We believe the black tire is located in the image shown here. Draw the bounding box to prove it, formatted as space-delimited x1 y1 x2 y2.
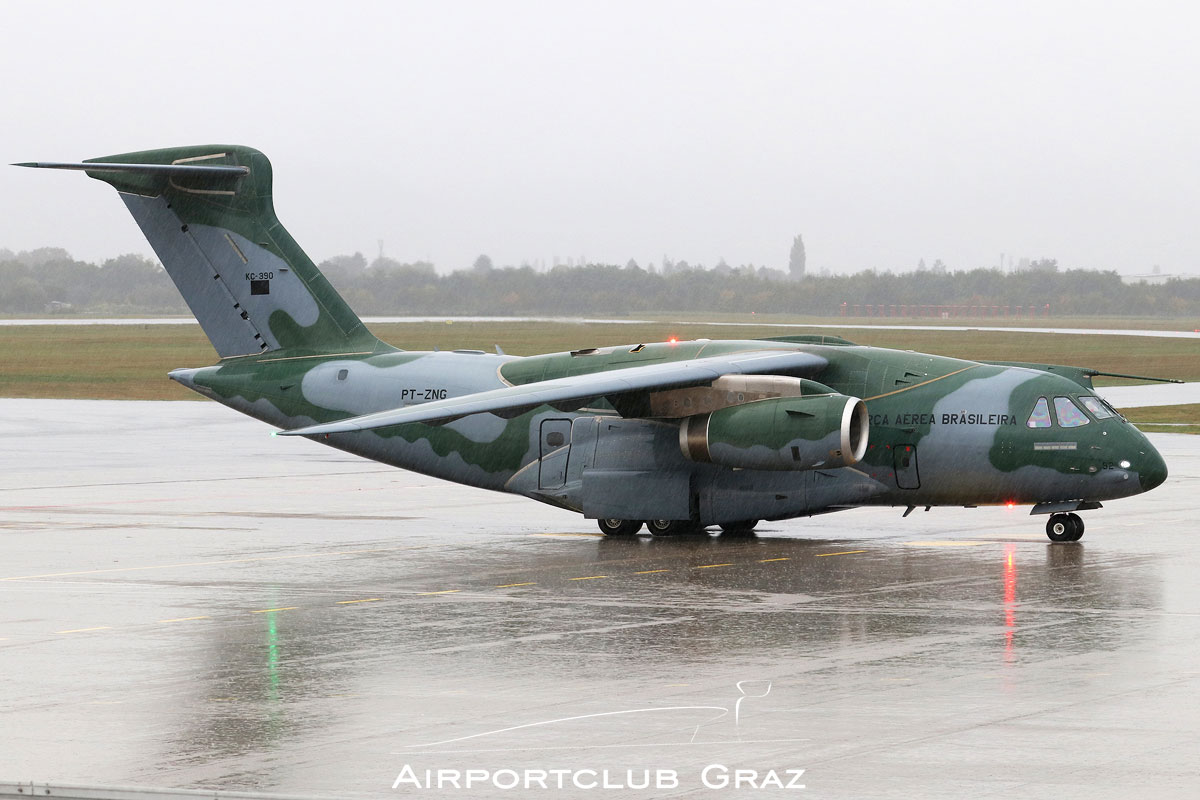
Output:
1067 512 1085 541
647 519 702 536
719 520 759 535
1046 513 1079 543
597 518 642 537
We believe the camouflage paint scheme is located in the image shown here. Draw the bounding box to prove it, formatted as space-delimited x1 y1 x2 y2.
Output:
25 146 1168 534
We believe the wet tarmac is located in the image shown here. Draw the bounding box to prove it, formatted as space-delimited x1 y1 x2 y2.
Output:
2 399 1199 798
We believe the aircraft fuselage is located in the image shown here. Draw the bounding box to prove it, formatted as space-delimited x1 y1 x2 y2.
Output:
170 337 1166 526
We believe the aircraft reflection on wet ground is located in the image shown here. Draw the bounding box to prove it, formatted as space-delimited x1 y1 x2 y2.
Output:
60 533 1154 798
2 400 1197 798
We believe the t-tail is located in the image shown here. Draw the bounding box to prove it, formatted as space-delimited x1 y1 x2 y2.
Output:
16 146 382 358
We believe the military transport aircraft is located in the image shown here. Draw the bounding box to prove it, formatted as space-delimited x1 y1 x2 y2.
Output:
18 146 1171 542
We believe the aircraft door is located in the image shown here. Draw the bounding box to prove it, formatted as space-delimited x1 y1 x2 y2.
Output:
894 443 920 489
538 418 573 490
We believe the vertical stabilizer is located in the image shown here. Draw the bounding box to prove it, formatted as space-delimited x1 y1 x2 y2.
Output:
23 146 380 358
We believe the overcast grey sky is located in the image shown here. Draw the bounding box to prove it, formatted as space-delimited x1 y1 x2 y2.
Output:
3 0 1198 275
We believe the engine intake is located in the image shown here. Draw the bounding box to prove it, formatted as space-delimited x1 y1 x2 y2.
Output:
680 394 868 471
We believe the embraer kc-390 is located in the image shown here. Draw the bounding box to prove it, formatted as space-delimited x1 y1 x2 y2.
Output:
18 146 1171 542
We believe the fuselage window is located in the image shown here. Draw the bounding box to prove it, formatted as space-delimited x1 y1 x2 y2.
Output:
1079 395 1115 420
1027 397 1052 428
1054 396 1090 427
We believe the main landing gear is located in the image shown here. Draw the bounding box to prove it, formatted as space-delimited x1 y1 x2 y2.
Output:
645 519 703 535
597 519 761 536
1045 512 1084 543
597 518 643 537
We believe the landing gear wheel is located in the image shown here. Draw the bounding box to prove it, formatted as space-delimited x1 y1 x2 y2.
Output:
1046 512 1084 542
719 520 759 535
647 519 702 536
597 518 643 537
1066 512 1084 541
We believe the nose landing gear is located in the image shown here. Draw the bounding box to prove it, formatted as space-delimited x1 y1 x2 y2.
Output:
1046 512 1084 542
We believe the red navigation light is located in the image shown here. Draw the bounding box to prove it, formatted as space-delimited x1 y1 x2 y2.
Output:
1006 501 1016 510
668 337 679 345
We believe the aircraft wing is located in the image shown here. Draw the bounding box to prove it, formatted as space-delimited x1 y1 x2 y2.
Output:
279 349 827 436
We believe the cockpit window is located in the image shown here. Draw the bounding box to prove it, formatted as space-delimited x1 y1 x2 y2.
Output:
1079 395 1115 420
1054 396 1090 427
1027 397 1052 428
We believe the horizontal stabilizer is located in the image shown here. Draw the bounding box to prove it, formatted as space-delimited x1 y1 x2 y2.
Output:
14 161 249 178
279 349 828 436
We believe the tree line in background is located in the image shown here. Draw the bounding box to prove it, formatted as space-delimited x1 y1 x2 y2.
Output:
3 246 1199 317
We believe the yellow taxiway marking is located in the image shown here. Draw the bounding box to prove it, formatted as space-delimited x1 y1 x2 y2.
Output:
905 541 985 547
418 590 461 596
496 582 536 588
568 575 608 581
57 626 112 634
159 616 210 623
815 550 867 557
760 557 791 563
530 533 604 538
0 545 419 582
696 563 733 569
336 598 381 605
979 534 1045 541
250 606 298 613
634 569 670 574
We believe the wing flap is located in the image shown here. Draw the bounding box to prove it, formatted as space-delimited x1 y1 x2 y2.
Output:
278 349 827 436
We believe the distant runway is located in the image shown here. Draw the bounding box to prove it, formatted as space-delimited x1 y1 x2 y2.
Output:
1098 381 1200 407
2 400 1198 798
2 316 1198 340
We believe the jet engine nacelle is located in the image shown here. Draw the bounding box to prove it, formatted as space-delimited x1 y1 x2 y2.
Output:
679 394 869 471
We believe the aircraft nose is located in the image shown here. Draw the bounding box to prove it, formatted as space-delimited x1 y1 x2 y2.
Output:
1138 443 1168 492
